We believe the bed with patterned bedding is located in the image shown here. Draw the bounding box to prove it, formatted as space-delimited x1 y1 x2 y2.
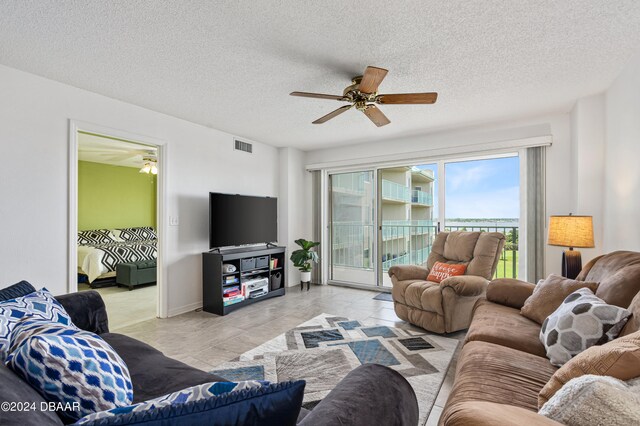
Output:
77 227 157 283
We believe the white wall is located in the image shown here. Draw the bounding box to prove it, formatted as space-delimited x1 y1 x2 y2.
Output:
0 65 279 316
569 94 606 261
305 113 574 277
603 52 640 252
278 147 312 286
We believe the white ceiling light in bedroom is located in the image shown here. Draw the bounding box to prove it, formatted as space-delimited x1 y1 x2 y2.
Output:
139 160 158 175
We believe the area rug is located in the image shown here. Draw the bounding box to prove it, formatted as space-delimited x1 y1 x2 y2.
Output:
210 313 458 425
373 292 394 301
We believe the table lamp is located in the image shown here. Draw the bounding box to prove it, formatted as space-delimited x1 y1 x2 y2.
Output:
547 214 594 279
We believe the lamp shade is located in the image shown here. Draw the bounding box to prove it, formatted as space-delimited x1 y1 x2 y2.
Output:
548 215 594 248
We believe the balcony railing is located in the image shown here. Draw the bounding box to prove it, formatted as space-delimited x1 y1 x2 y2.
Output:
381 180 411 203
411 189 432 205
331 173 367 194
443 225 519 279
331 222 519 279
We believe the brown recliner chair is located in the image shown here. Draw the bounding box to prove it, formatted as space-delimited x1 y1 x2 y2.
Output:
388 231 505 334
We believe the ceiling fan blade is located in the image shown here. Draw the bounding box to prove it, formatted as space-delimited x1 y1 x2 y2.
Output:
290 91 347 101
363 105 391 127
105 153 139 161
359 66 388 94
312 105 353 124
377 92 438 104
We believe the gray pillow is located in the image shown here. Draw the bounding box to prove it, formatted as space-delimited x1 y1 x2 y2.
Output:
540 287 631 366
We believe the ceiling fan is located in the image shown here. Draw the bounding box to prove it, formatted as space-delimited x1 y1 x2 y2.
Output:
290 66 438 127
80 147 157 163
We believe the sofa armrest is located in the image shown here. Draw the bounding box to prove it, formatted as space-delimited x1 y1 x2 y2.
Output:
298 364 418 426
55 290 109 334
440 275 488 297
444 401 562 426
388 265 429 281
486 278 536 309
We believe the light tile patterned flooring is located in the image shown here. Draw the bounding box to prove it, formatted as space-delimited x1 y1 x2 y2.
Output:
109 284 464 425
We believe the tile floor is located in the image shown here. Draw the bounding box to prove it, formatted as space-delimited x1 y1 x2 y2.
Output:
110 284 464 425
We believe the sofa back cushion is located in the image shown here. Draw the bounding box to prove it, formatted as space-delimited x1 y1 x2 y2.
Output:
577 251 640 308
521 274 598 325
427 231 505 280
538 330 640 408
0 280 36 302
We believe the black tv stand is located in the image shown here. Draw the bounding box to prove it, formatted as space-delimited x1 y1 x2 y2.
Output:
266 242 278 248
202 246 286 316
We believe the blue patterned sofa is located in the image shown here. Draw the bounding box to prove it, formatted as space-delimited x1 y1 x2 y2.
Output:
0 285 419 425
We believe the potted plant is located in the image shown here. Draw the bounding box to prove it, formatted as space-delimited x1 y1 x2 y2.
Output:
290 238 320 284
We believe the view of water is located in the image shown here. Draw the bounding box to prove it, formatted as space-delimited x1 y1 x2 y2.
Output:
444 219 519 228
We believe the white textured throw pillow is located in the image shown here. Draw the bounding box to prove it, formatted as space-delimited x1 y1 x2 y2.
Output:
540 288 631 366
539 375 640 425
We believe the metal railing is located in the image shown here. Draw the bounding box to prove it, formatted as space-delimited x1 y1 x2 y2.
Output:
381 180 411 203
331 173 367 194
444 225 519 279
331 222 519 279
411 189 433 205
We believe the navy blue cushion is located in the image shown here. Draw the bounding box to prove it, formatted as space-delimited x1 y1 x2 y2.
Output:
75 380 305 426
0 280 36 302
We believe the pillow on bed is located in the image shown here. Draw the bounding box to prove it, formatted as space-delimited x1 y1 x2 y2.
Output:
113 227 157 241
78 229 121 245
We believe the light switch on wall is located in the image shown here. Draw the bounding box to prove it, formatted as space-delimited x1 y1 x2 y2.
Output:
169 216 179 226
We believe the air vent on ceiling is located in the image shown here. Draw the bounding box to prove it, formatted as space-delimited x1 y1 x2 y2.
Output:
234 139 252 153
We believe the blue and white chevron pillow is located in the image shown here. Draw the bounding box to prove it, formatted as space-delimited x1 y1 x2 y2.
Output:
7 324 133 422
0 288 77 362
74 380 269 424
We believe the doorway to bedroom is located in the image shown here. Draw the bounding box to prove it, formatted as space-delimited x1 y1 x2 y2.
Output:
74 131 160 330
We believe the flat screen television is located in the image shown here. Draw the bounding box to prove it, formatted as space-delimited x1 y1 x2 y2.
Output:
209 192 277 248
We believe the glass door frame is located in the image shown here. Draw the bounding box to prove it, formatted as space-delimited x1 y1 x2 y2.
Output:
326 167 380 289
320 151 524 289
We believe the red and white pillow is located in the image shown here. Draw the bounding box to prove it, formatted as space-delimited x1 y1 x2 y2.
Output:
427 261 467 283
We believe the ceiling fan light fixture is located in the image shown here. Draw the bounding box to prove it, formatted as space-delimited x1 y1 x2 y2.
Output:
140 161 156 174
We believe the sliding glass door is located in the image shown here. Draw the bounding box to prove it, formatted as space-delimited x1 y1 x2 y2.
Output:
379 165 438 287
327 155 521 288
329 171 375 285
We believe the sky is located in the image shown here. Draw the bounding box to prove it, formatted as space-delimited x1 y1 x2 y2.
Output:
418 156 520 219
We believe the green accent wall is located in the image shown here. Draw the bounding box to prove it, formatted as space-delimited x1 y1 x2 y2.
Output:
78 161 156 231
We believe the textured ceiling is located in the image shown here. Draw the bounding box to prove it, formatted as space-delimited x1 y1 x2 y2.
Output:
2 1 640 150
78 133 157 168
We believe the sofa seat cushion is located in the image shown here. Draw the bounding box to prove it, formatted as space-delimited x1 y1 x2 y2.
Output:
391 279 443 314
466 299 546 357
442 341 558 421
0 363 64 426
101 333 226 403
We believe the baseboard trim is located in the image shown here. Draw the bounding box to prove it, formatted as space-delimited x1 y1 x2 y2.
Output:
168 301 202 317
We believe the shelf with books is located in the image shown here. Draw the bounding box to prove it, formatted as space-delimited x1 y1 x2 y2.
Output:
202 245 286 316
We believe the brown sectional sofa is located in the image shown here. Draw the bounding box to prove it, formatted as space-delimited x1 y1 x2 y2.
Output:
440 250 640 425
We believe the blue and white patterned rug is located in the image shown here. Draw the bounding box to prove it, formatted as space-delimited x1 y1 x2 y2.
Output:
210 313 458 425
